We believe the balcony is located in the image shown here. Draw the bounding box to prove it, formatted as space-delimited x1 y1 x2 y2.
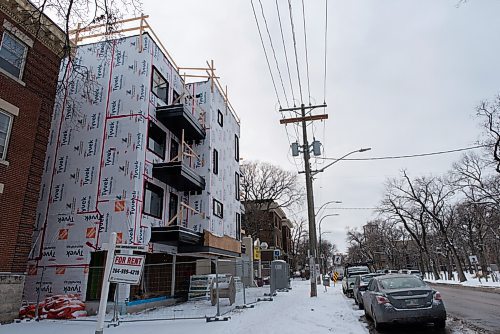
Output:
156 104 205 141
153 161 205 192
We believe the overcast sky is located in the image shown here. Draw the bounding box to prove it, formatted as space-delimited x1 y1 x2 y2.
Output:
142 0 500 252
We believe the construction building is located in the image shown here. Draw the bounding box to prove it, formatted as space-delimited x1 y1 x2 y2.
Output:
23 17 242 310
0 0 66 323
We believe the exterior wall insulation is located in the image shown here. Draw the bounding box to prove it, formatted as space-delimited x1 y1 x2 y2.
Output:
23 33 241 303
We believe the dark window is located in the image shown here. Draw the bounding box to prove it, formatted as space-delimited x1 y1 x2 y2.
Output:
213 199 223 218
234 135 239 161
143 182 164 219
172 90 180 104
151 67 168 104
0 110 13 160
0 31 27 79
236 213 241 241
168 192 178 225
217 109 223 127
170 138 179 161
235 172 240 201
147 121 166 159
213 149 218 175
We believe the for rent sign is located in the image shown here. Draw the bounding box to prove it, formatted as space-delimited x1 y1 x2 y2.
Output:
109 254 145 284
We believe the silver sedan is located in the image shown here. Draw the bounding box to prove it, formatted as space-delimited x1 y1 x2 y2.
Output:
362 274 446 330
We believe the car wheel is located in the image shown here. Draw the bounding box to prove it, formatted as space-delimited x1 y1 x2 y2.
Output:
434 319 446 329
372 307 384 330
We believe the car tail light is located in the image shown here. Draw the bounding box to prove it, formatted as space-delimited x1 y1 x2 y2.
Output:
376 295 390 305
434 292 442 301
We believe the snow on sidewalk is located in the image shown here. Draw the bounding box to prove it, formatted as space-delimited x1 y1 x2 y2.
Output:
0 280 368 334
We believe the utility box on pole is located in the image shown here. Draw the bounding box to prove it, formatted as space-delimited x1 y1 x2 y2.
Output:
270 260 289 295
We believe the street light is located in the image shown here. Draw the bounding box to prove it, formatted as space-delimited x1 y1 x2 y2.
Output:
314 200 342 217
318 214 339 274
312 147 372 177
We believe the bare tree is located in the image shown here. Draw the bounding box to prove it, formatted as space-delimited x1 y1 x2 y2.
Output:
241 161 304 242
477 95 500 173
241 161 304 209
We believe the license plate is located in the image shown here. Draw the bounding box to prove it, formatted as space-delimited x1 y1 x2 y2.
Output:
406 299 419 306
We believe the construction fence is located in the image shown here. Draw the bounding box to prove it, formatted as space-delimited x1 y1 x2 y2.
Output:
27 258 282 324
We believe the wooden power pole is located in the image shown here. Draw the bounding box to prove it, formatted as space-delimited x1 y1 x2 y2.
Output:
280 103 327 297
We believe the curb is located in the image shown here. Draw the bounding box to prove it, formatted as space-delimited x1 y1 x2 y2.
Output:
427 281 500 294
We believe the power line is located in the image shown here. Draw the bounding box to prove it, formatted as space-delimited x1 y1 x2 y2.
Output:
287 0 303 105
323 0 328 105
258 0 289 107
275 0 296 106
317 145 486 161
301 0 311 105
250 0 282 107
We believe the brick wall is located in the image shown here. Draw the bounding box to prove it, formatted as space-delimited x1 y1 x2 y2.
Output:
0 10 62 274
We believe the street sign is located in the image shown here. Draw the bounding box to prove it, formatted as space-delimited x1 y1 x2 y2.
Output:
334 255 342 265
469 255 478 264
333 271 339 282
253 246 261 260
109 254 145 285
273 249 281 259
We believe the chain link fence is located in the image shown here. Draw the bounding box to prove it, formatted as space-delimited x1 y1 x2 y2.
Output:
27 257 278 324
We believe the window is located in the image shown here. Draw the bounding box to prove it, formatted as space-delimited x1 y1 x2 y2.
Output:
143 182 164 219
168 192 178 225
213 199 223 218
147 121 166 159
172 90 180 105
234 135 239 161
217 109 223 127
213 149 218 175
169 138 179 161
236 213 241 241
0 31 28 79
0 110 13 160
151 67 168 104
235 172 240 201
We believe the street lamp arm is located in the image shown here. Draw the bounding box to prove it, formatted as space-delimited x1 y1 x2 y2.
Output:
312 148 371 177
314 200 342 217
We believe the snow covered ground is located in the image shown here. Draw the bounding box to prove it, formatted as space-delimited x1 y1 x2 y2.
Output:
0 280 369 334
425 271 500 289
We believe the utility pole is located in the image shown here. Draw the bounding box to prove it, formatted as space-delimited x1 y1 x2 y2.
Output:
280 103 327 297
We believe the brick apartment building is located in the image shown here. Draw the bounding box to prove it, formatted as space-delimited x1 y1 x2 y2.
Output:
242 200 293 264
0 0 66 323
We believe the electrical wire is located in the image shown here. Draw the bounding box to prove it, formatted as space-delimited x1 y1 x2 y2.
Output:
323 0 328 105
275 0 296 107
250 0 282 108
301 0 311 105
287 0 303 105
258 0 290 107
317 145 486 161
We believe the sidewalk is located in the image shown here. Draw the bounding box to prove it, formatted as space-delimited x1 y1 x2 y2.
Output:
0 280 368 334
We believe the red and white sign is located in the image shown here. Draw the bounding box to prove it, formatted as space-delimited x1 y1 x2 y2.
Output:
109 254 145 285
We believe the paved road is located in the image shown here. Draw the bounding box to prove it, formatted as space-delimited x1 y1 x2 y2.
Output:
430 284 500 333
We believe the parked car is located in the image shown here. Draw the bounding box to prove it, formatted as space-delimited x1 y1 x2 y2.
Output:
353 273 384 309
342 265 370 298
400 269 423 279
362 274 446 330
387 269 399 274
